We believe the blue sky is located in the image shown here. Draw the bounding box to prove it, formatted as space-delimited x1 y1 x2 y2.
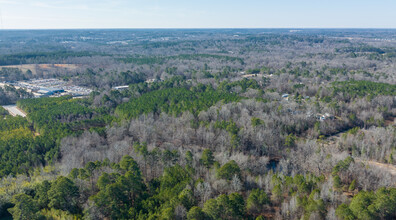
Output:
0 0 395 29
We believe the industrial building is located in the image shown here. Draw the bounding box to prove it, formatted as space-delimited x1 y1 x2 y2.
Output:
36 88 65 97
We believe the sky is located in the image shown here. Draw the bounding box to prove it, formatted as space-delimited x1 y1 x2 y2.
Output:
0 0 395 29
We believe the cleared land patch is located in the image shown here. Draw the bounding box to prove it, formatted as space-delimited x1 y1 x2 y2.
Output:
0 64 79 75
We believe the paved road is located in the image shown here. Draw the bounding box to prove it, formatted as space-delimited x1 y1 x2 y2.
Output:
2 105 27 117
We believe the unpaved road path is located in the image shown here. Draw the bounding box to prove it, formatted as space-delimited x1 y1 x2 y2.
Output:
325 129 396 176
355 159 396 176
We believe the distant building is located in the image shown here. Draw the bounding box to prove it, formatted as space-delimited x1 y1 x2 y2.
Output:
36 88 64 97
282 94 290 100
145 78 158 84
316 113 335 121
113 85 129 91
324 113 335 120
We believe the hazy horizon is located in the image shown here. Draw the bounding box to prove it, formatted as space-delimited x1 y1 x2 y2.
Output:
2 28 396 31
0 0 395 29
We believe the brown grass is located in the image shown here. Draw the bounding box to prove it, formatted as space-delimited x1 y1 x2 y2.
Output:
0 64 79 75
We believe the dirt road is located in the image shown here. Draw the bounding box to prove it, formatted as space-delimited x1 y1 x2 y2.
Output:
356 159 396 176
324 129 396 176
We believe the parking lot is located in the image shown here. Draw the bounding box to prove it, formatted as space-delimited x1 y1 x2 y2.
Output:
5 78 93 97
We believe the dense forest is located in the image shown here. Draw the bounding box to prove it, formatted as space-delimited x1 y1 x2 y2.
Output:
0 29 395 220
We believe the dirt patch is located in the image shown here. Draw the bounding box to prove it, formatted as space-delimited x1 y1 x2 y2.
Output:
384 116 395 126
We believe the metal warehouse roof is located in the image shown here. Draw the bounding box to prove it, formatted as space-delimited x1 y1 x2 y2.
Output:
37 88 65 94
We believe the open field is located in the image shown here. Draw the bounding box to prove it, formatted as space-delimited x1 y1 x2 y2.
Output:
0 64 80 75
